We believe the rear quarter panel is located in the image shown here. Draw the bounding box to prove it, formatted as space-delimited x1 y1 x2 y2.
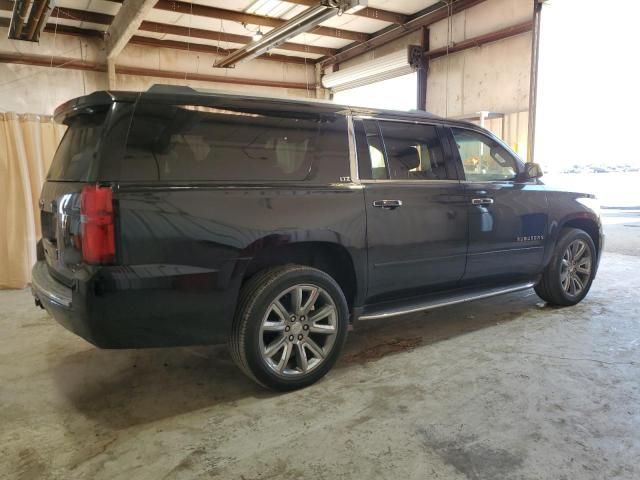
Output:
107 183 367 343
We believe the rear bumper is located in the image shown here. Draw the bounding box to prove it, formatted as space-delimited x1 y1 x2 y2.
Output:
32 261 72 308
31 261 239 348
31 261 98 344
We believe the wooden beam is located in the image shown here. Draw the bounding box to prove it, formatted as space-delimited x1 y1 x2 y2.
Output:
319 0 487 68
0 52 106 72
105 0 156 59
154 0 369 42
0 52 315 90
425 20 533 59
50 6 112 25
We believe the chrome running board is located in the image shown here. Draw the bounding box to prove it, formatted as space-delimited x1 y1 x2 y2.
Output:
358 281 536 321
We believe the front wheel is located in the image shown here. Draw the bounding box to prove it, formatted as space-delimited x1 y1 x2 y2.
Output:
535 227 597 306
229 264 349 391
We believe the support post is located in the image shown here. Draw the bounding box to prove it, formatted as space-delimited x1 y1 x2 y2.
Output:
527 0 543 163
105 0 155 91
315 63 329 100
417 27 429 111
107 57 116 89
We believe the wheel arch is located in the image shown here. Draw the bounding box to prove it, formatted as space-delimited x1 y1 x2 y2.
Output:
542 212 603 276
558 215 601 255
240 237 362 316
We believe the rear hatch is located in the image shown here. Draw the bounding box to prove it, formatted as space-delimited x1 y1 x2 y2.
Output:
40 93 134 285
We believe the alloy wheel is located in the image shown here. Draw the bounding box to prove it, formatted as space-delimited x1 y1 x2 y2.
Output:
560 239 592 297
259 284 338 376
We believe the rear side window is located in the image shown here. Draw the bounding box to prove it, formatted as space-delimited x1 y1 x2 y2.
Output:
379 120 453 180
48 110 107 181
356 119 455 180
122 104 349 182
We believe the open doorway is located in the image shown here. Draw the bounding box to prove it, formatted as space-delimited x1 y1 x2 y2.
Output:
535 1 640 209
332 72 417 111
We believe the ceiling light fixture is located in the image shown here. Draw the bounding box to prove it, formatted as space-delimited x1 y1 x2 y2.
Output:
215 0 367 68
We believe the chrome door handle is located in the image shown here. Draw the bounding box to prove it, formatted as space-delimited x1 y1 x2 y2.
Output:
471 198 494 205
372 199 403 209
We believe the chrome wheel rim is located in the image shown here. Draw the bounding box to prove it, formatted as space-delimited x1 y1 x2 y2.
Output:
259 284 338 377
560 239 592 297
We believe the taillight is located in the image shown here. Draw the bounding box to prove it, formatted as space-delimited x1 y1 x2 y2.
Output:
80 185 115 264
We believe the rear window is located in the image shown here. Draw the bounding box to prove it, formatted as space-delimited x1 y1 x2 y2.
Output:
48 110 107 181
122 103 349 182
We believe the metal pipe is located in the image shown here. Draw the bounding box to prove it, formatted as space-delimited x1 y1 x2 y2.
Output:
24 0 48 40
215 4 337 68
13 0 32 39
31 0 52 41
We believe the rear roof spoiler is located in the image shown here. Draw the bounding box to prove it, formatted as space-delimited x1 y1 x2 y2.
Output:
53 91 139 124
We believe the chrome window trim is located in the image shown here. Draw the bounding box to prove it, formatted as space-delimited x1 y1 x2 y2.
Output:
346 114 360 184
460 180 516 185
354 115 443 127
353 115 459 183
359 179 461 185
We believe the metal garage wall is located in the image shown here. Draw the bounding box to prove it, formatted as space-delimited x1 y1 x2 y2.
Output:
427 0 532 119
0 27 316 115
426 0 532 159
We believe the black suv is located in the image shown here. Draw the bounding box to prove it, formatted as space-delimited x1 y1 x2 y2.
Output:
31 85 603 390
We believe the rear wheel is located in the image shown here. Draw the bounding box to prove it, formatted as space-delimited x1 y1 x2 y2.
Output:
535 227 596 306
229 264 348 391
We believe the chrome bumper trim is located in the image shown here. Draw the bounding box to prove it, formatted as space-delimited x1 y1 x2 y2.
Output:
31 261 72 308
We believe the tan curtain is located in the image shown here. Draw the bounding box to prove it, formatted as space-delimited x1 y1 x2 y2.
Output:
0 113 66 289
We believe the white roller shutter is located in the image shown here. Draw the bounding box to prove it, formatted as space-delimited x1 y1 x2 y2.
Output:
322 47 422 92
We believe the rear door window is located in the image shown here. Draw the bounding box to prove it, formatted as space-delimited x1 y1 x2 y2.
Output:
379 120 453 180
356 118 455 181
122 104 349 182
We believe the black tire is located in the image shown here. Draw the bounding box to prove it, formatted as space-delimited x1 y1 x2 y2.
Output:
229 264 349 391
535 227 597 306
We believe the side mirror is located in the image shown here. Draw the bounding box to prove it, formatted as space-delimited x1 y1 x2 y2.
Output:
523 162 543 180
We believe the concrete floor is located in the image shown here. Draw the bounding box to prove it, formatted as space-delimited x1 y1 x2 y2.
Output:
1 212 639 480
